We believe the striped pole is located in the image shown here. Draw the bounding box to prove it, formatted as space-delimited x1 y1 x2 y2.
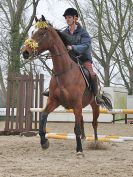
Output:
36 132 133 142
30 108 133 114
42 133 133 143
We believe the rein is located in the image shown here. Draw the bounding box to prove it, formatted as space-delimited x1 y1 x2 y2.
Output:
40 55 74 77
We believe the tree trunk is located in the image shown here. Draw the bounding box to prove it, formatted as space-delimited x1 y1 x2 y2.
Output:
8 27 22 75
0 66 6 107
104 65 110 86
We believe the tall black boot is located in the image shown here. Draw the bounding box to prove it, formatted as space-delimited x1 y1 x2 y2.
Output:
91 76 105 105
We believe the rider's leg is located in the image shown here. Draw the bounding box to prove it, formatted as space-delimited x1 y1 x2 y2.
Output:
83 61 105 105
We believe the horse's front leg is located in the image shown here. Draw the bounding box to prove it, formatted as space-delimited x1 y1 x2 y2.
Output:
39 98 59 149
73 106 83 154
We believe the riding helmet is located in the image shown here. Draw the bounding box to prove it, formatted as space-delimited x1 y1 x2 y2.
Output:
63 8 78 17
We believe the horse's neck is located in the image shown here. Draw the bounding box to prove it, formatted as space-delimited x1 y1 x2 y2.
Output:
49 29 72 73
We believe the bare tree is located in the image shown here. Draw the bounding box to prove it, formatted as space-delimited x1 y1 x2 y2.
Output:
0 0 40 76
0 0 40 106
112 0 133 94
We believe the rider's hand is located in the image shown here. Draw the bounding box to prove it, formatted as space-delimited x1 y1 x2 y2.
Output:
67 45 73 51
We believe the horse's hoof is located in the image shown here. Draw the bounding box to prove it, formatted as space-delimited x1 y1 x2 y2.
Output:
76 151 84 157
88 140 105 150
41 139 49 149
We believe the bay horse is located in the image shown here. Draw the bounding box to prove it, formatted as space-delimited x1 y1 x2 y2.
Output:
22 16 112 155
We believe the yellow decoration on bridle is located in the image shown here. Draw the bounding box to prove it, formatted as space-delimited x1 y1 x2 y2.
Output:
34 21 48 29
24 21 48 51
24 39 38 51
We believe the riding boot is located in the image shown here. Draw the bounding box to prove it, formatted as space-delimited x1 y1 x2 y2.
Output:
42 90 49 97
91 75 105 105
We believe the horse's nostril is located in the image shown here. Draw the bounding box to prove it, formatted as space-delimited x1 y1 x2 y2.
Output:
23 50 29 59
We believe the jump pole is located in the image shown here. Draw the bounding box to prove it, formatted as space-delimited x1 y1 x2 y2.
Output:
30 108 133 114
30 108 133 124
36 132 133 142
44 133 124 143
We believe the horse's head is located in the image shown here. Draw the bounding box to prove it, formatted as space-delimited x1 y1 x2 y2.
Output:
22 15 52 59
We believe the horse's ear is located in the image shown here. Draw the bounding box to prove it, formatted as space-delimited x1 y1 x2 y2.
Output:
41 15 46 21
35 16 38 22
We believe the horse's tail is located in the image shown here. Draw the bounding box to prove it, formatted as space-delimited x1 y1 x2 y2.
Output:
101 92 113 110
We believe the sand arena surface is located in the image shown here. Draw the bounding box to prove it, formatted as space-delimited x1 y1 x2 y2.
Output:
0 122 133 177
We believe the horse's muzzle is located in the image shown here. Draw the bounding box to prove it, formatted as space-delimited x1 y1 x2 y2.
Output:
23 50 29 59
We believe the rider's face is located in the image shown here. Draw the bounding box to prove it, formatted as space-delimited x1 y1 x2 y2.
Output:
65 16 75 26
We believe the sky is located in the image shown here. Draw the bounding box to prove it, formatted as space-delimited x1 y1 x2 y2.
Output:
36 0 72 28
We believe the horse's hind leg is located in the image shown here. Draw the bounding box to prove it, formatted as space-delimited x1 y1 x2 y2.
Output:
73 106 84 154
39 98 59 149
91 101 100 141
81 116 85 139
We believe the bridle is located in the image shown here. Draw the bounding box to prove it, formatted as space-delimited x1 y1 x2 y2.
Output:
27 28 67 58
23 26 75 77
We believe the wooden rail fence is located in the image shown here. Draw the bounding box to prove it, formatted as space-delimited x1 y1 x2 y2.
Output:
3 74 44 134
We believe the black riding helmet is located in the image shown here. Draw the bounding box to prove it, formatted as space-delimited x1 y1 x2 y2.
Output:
63 8 78 17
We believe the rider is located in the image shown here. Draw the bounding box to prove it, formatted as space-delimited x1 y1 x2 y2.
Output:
43 8 104 105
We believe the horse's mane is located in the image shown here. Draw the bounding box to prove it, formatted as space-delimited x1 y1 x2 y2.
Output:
38 17 71 47
56 29 70 46
55 29 78 62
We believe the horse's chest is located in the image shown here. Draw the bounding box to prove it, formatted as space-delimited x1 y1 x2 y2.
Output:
53 88 73 109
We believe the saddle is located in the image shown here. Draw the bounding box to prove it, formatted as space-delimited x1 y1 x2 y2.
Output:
68 51 92 89
80 65 92 89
